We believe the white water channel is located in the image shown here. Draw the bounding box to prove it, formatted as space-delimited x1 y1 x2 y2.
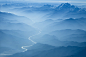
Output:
21 28 41 52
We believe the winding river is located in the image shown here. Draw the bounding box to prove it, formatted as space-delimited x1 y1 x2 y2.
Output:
21 28 41 52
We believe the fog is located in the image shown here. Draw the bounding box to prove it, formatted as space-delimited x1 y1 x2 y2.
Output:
0 2 86 57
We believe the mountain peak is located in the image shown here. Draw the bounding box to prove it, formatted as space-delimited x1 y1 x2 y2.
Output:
64 3 71 5
57 3 75 10
59 3 71 7
61 3 71 6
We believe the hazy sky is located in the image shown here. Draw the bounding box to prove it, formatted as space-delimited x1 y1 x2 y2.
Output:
0 0 86 3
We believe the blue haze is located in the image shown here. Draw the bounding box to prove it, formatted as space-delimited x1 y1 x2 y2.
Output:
0 1 86 57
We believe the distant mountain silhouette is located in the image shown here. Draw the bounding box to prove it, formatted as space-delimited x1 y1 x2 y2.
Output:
0 11 38 54
57 3 75 10
0 30 34 54
0 11 32 25
1 2 86 57
2 3 86 19
49 3 86 18
43 18 86 33
7 45 85 57
27 43 56 51
31 33 86 47
49 29 86 42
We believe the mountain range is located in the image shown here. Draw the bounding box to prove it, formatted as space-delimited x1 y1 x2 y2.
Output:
42 18 86 33
0 11 39 55
7 43 86 57
0 2 86 57
48 3 86 19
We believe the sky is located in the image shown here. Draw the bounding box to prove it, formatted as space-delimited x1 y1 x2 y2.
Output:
0 0 86 3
